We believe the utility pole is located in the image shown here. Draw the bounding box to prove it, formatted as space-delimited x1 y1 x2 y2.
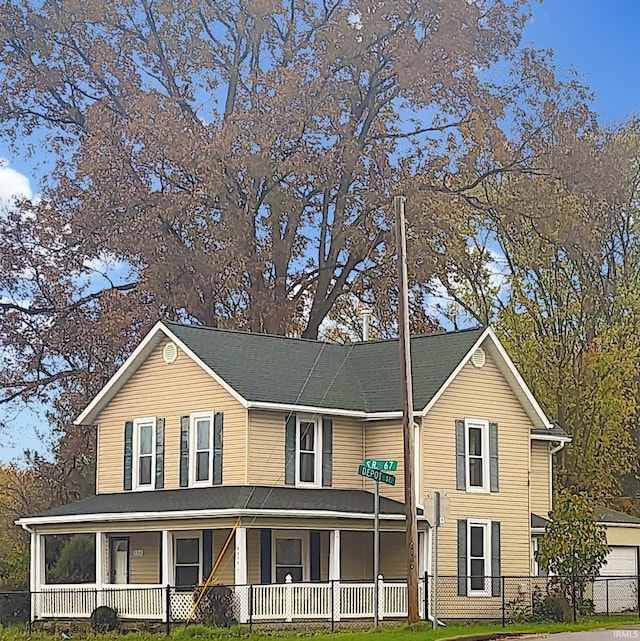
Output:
394 195 419 623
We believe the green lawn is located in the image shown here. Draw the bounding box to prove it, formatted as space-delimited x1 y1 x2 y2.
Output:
2 615 639 641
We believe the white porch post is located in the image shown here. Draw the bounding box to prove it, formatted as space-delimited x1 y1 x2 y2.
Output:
329 529 340 580
30 531 44 621
162 530 173 585
234 527 249 623
234 527 247 584
329 529 341 621
161 530 173 625
95 532 106 606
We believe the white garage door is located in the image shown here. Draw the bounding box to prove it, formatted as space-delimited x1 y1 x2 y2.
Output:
594 547 638 613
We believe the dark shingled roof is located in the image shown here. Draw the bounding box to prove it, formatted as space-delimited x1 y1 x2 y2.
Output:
531 424 570 440
595 507 640 525
166 322 486 413
531 513 550 529
30 486 412 520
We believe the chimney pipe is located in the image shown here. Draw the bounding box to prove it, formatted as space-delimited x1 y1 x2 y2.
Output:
360 308 372 342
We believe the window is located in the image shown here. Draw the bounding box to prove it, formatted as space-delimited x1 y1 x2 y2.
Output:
133 417 156 490
296 416 322 487
189 412 214 485
175 537 200 587
468 520 490 596
273 533 308 582
465 419 489 492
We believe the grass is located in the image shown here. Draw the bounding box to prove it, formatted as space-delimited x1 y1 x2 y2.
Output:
0 616 638 641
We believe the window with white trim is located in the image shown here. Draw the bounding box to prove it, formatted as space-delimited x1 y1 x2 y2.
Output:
465 419 489 491
189 412 214 485
296 416 322 487
133 417 156 490
468 520 491 595
175 537 201 587
273 532 308 582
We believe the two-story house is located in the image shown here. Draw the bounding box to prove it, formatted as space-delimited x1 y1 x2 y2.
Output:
17 322 570 623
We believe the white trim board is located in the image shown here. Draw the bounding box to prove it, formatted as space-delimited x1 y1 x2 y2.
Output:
17 507 426 528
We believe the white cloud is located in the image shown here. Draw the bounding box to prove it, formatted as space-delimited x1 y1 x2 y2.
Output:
0 159 33 206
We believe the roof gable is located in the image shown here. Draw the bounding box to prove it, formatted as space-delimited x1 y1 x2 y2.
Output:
75 321 555 432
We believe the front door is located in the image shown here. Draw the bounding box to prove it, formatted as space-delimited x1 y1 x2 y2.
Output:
110 538 129 584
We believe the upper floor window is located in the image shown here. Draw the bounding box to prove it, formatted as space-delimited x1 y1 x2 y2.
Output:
133 417 156 490
285 413 332 488
190 412 215 485
465 418 489 492
296 416 322 487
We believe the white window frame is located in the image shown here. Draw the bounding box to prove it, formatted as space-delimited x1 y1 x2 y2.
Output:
467 519 491 597
174 532 202 588
465 418 490 493
272 530 310 583
189 411 215 487
133 416 157 491
531 537 540 576
295 415 322 488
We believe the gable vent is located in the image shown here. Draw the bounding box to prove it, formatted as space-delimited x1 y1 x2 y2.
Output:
162 342 178 364
471 347 486 368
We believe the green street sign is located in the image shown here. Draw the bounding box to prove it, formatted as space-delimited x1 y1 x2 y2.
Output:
358 464 396 486
362 459 398 472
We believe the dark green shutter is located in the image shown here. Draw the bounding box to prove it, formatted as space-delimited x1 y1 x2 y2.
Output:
457 519 467 596
310 531 321 581
455 419 466 490
155 418 165 489
203 530 213 579
322 418 333 487
491 521 501 596
180 415 190 487
285 414 296 485
123 421 133 491
489 422 499 492
260 529 272 583
213 412 223 485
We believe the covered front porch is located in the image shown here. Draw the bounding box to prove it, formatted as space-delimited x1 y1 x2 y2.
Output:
20 486 430 623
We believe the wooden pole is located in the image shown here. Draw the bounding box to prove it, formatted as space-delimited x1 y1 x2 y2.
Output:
394 195 419 623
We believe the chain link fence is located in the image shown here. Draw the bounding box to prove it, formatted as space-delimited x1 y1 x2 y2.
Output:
427 575 640 624
6 575 640 632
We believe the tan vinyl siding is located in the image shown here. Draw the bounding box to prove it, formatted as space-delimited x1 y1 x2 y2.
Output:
606 526 640 547
128 532 160 584
247 411 286 486
530 441 551 518
96 342 247 493
247 411 364 489
212 528 235 585
364 421 405 501
332 418 364 489
341 531 373 580
247 529 261 585
423 346 532 576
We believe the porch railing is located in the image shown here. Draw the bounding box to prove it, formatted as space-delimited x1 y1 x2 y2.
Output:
26 575 640 627
32 577 424 623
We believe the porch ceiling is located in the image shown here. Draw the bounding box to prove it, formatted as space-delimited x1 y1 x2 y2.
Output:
21 485 420 524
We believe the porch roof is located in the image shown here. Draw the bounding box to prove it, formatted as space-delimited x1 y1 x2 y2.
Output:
22 485 416 524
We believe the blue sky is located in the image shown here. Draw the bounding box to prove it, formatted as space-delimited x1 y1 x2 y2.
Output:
524 0 640 125
1 0 639 463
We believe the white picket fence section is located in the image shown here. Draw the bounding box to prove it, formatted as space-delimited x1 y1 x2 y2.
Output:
33 577 425 623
